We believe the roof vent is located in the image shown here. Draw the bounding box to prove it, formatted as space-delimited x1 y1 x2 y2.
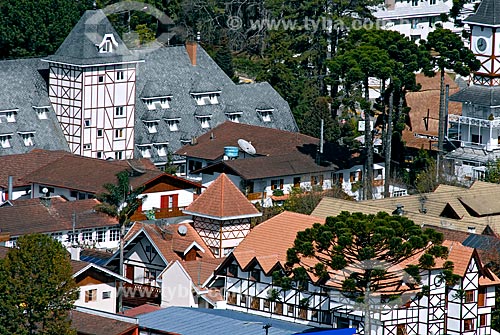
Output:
468 226 476 234
392 204 404 216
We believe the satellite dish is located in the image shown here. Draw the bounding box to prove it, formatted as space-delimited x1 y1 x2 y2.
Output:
127 159 145 174
238 139 256 155
42 187 49 195
177 225 188 236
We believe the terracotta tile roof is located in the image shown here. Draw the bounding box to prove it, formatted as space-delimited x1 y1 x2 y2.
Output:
70 260 91 274
24 154 163 194
181 258 225 288
123 222 214 263
439 240 474 277
184 173 261 219
403 73 462 151
0 149 68 188
421 225 471 243
175 121 319 160
232 211 325 274
0 197 118 236
71 310 138 335
123 304 161 317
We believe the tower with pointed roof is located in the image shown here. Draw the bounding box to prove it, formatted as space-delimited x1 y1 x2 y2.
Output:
183 173 261 257
447 0 500 178
42 10 142 160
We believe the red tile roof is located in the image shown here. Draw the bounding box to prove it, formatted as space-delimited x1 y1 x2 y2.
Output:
24 154 163 194
231 211 325 275
0 149 68 188
184 173 260 219
123 304 162 317
0 197 117 236
175 122 319 160
123 222 214 263
71 310 138 335
181 258 225 288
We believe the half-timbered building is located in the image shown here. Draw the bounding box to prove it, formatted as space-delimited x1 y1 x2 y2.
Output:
210 211 500 334
183 173 261 257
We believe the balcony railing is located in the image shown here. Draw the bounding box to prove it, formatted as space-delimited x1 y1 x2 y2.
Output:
131 206 187 221
122 282 161 307
247 192 264 201
448 114 500 128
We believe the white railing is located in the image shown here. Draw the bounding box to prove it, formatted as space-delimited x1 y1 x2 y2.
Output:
448 114 500 128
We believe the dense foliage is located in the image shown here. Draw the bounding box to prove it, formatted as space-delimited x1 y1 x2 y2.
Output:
0 234 79 335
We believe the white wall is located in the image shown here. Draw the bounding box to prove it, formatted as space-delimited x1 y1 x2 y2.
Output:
75 282 116 313
141 189 194 210
161 262 197 308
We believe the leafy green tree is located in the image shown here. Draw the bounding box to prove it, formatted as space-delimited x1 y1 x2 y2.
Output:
484 159 500 183
0 234 79 335
283 185 352 215
425 28 480 175
214 39 235 79
0 0 93 59
95 170 145 312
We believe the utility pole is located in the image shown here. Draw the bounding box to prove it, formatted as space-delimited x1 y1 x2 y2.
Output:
384 84 394 198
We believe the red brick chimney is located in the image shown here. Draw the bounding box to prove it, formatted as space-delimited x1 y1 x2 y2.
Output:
186 41 197 66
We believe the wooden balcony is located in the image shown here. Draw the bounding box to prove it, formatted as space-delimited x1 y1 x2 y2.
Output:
247 192 264 201
372 179 384 187
131 206 187 221
122 282 161 307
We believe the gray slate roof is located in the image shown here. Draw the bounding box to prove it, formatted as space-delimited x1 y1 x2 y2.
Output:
0 59 69 155
43 10 139 66
449 85 500 106
133 45 298 164
137 307 315 335
464 0 500 26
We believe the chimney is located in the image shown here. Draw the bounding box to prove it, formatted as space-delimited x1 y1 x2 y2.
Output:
69 246 81 261
186 41 197 66
7 176 13 201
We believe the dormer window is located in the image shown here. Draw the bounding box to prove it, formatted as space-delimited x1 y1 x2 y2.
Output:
143 120 158 134
143 97 171 110
98 34 118 53
0 134 12 148
165 118 180 131
257 109 273 122
196 116 211 129
138 144 151 158
34 107 48 120
18 132 34 146
191 92 220 106
0 110 17 123
226 112 242 123
154 143 168 157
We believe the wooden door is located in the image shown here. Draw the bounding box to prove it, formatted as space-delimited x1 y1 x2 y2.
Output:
125 265 134 281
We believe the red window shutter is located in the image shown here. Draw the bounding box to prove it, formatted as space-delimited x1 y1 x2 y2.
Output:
160 195 169 208
172 194 178 208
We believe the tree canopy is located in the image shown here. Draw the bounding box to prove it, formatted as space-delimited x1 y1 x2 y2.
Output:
0 234 79 335
285 211 455 302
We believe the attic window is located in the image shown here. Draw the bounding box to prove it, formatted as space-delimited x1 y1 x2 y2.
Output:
226 112 242 123
257 109 273 122
165 118 180 131
138 145 152 158
18 132 34 146
143 120 158 134
196 116 211 129
98 34 118 53
0 110 17 123
0 134 12 148
143 97 170 110
35 108 48 120
154 143 168 157
191 92 220 105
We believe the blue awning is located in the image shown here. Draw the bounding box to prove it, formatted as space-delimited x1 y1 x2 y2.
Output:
295 328 357 335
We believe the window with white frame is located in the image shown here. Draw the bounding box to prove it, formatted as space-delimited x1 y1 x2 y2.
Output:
116 71 124 81
115 151 123 160
115 128 124 139
109 229 119 241
197 116 210 129
257 109 273 122
98 34 117 53
166 119 179 131
226 112 241 123
35 108 48 120
97 151 103 159
144 121 158 134
85 289 97 302
155 143 167 157
83 144 91 151
145 99 155 110
139 145 151 158
143 97 170 110
97 129 103 137
96 228 106 243
84 119 91 127
102 291 111 299
159 98 170 109
0 110 17 123
0 135 11 148
19 133 34 146
115 106 124 117
411 0 418 6
192 93 220 105
82 229 93 242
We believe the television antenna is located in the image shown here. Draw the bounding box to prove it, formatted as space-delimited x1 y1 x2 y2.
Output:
238 139 256 155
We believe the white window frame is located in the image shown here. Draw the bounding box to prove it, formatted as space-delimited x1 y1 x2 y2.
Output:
196 116 211 129
144 121 158 134
83 143 91 151
257 109 273 122
115 151 123 160
226 112 241 123
166 119 179 131
84 119 91 127
115 106 124 117
35 108 48 120
0 135 11 148
155 143 168 157
116 71 124 81
19 133 34 147
139 145 151 158
114 128 124 139
0 110 16 123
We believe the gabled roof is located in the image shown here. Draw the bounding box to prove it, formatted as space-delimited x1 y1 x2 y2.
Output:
0 149 68 188
230 211 325 275
71 260 131 283
108 221 214 267
450 85 500 106
464 0 500 26
71 308 138 335
183 173 261 220
162 258 224 290
23 154 163 194
0 197 117 237
43 10 140 66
